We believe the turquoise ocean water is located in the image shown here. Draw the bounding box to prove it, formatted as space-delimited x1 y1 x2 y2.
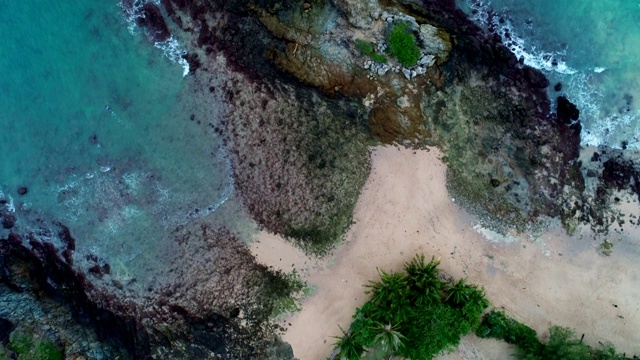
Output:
460 0 640 149
0 1 233 286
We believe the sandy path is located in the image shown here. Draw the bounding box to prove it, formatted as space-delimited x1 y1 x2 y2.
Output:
251 146 640 359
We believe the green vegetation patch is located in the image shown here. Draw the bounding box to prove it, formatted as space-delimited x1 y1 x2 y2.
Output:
386 21 421 67
4 331 63 360
333 255 490 359
477 309 627 359
263 269 307 318
355 39 387 63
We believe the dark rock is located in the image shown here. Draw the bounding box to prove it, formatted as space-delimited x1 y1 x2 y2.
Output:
229 307 240 318
557 96 580 124
0 317 14 346
182 52 201 73
524 66 549 88
89 134 98 144
136 3 171 42
56 222 76 250
1 213 16 229
17 186 28 196
88 264 104 278
602 158 636 191
591 152 600 162
554 82 562 92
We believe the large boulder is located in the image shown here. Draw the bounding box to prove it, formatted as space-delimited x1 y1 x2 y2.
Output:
333 0 381 29
418 23 452 61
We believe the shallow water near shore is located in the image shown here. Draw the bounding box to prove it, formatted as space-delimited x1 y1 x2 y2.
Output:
459 0 640 149
0 1 232 287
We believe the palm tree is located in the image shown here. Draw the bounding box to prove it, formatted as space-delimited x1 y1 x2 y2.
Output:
403 254 444 306
333 326 365 360
444 278 474 305
365 269 410 324
371 321 406 354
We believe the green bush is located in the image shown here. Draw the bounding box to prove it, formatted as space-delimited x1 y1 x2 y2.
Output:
334 255 490 360
387 21 421 67
355 39 387 63
477 311 629 360
476 310 542 355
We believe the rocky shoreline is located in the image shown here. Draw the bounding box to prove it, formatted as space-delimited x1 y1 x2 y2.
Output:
155 0 589 235
0 200 298 359
3 0 640 358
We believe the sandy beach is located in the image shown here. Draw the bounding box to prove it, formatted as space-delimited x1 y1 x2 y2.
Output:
250 145 640 359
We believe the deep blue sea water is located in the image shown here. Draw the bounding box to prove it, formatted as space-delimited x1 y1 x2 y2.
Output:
459 0 640 149
0 1 233 286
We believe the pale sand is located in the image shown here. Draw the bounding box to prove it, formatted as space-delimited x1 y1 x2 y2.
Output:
250 145 640 359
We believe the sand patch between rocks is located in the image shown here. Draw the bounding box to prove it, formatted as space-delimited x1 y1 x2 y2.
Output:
251 145 640 359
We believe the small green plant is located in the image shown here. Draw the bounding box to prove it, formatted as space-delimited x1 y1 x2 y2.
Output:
8 331 63 360
333 326 365 360
365 269 410 324
355 39 387 63
387 21 421 67
371 322 405 353
264 269 307 318
404 254 443 306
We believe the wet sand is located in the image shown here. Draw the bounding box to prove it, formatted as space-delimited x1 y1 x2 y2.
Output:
251 145 640 359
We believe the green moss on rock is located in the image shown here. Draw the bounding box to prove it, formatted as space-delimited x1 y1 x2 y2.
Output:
387 21 421 67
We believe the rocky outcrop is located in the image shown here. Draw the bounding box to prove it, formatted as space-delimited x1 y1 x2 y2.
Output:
152 0 372 252
334 0 382 29
0 201 296 359
172 0 583 228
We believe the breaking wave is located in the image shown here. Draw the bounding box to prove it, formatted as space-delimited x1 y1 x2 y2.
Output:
465 0 639 149
467 0 576 75
118 0 189 77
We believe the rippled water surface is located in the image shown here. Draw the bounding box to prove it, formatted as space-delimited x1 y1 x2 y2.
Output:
0 1 232 285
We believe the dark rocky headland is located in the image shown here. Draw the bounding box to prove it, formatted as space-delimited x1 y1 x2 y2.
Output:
3 0 639 358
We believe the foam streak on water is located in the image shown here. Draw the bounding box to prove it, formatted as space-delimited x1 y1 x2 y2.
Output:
461 0 640 149
466 0 576 75
119 0 190 76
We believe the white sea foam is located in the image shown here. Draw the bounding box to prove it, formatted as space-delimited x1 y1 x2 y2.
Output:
119 0 189 77
154 37 190 77
465 1 640 149
467 0 577 75
565 72 640 149
0 190 15 213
